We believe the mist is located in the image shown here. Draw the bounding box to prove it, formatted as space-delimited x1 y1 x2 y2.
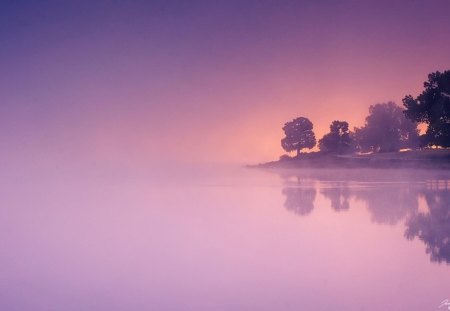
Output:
2 1 450 164
2 1 450 310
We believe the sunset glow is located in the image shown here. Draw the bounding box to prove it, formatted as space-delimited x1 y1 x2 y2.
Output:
1 1 449 164
1 2 450 310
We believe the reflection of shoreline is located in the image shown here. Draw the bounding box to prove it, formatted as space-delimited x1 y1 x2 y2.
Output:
275 167 450 184
280 171 450 264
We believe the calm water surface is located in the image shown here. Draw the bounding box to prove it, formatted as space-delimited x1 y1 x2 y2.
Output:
1 165 450 310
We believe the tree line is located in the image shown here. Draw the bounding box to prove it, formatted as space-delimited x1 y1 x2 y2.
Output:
281 70 450 156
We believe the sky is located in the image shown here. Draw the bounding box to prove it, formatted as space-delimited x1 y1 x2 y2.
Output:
1 0 450 166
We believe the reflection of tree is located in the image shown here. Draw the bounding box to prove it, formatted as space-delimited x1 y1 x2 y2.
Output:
405 189 450 263
282 187 316 216
321 183 351 211
277 170 450 264
353 185 419 225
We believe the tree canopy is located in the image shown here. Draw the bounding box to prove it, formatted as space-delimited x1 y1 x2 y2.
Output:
354 102 419 153
281 117 316 156
403 70 450 148
318 120 352 154
279 70 449 157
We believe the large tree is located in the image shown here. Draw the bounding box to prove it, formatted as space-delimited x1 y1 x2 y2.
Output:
281 117 316 156
402 70 450 148
318 120 352 154
354 102 419 153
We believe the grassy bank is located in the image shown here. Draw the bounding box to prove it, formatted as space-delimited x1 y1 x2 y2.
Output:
253 149 450 170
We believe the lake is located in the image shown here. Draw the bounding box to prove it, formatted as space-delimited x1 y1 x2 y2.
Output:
1 165 450 310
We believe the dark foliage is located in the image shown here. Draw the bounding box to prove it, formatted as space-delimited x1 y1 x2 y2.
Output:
403 70 450 148
354 102 419 152
281 117 316 156
318 120 353 154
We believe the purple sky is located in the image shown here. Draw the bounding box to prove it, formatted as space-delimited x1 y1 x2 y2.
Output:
1 0 450 164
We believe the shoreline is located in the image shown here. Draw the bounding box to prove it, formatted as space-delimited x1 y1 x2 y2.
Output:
250 149 450 170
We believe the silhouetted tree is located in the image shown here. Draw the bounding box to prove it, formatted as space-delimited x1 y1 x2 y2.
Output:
403 70 450 148
281 117 316 156
318 120 353 154
354 102 419 152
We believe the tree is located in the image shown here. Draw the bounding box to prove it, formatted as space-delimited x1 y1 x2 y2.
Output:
318 120 352 154
281 117 316 156
402 70 450 148
354 102 419 152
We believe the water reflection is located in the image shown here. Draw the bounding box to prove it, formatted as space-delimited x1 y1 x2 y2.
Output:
282 186 316 216
280 170 450 264
354 184 418 225
405 188 450 263
321 182 351 211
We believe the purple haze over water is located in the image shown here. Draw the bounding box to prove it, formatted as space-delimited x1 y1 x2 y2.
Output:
1 1 450 309
1 165 450 310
